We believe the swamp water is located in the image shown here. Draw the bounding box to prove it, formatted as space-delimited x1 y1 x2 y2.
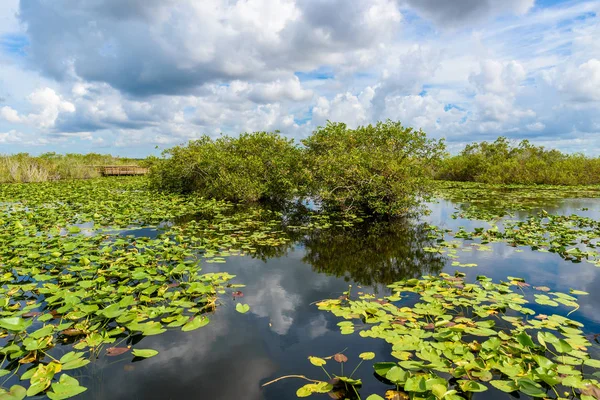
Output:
2 179 600 399
78 200 600 399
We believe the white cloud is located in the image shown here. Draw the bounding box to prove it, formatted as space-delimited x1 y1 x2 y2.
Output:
0 106 20 123
1 88 75 129
0 0 598 154
312 87 375 128
526 122 545 131
469 60 526 94
552 58 600 103
248 77 313 103
402 0 534 28
385 94 465 133
0 129 24 144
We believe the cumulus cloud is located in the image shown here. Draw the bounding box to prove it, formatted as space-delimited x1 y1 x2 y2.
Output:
552 58 600 103
402 0 534 28
469 60 526 94
0 0 599 154
0 88 75 128
382 94 465 133
312 88 375 128
0 129 24 143
0 106 20 123
247 77 313 103
17 0 400 96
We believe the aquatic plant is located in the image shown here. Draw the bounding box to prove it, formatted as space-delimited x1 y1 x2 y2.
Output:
0 176 370 398
426 210 600 268
433 180 600 221
310 274 600 399
0 231 239 398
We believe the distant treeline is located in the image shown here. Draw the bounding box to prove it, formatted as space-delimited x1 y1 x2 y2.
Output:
0 153 140 183
436 137 600 185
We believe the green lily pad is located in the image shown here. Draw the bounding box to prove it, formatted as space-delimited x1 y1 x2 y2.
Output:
235 303 250 314
131 349 159 358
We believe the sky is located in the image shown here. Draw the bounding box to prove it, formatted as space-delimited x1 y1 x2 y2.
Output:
0 0 599 157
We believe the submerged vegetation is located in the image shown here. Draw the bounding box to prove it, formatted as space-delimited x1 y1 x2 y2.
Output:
0 153 140 184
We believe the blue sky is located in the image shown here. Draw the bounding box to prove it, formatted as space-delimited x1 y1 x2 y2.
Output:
0 0 599 157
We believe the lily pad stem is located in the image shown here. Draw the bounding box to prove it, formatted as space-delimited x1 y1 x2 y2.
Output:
350 360 364 378
261 375 321 387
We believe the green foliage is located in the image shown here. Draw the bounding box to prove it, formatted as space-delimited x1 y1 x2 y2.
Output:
149 121 445 216
0 176 370 398
303 121 446 216
316 273 600 399
148 132 304 202
437 137 600 185
0 152 139 183
434 180 600 220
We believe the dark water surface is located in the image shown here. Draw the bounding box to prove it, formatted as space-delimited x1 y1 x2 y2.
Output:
77 198 600 400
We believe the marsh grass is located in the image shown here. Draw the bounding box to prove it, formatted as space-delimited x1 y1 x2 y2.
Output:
0 153 141 183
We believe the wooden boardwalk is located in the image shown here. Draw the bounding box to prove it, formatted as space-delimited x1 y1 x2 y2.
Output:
98 165 149 176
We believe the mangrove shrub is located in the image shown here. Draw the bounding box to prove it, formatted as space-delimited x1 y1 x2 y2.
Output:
303 121 446 216
149 122 445 216
148 132 304 202
437 137 600 185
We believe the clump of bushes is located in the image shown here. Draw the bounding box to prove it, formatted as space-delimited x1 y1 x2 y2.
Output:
0 153 139 183
437 137 600 185
148 121 446 216
303 121 446 215
147 132 305 203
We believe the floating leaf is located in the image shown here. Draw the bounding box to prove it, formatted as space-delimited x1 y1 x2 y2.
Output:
570 289 589 295
517 378 547 397
458 380 487 393
106 347 130 356
490 380 518 393
131 349 159 358
359 352 375 360
46 374 86 400
308 356 326 367
235 303 250 314
0 317 31 332
0 385 27 400
181 316 210 332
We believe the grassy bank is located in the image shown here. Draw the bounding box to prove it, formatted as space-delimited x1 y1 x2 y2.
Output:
0 153 141 183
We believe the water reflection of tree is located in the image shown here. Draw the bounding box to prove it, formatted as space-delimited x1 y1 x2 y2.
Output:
300 219 446 286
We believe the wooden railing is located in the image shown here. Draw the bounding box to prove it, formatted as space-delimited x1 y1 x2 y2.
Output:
96 165 149 176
